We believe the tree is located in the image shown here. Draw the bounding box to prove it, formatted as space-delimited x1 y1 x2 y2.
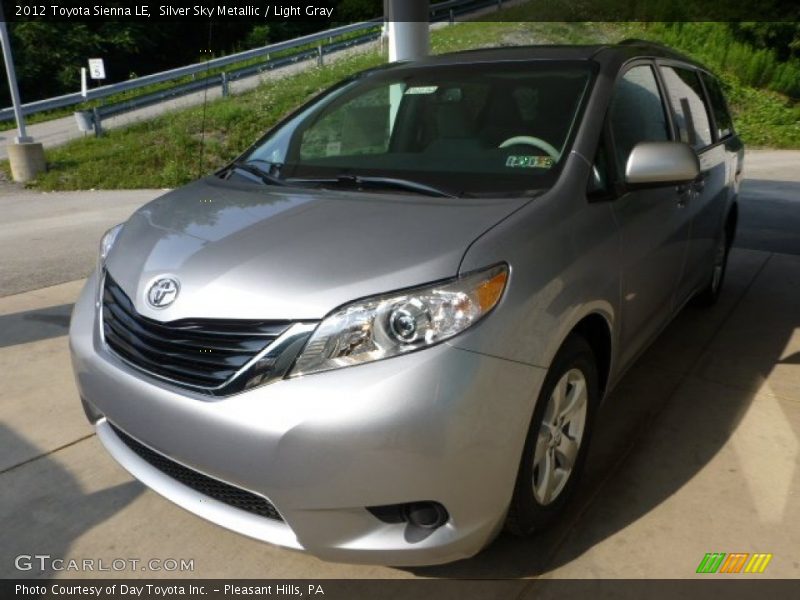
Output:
730 23 800 61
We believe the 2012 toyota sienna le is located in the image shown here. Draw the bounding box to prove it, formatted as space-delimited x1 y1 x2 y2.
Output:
69 41 743 566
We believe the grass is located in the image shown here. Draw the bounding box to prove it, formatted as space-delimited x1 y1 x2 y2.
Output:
19 51 386 190
614 22 800 148
10 19 800 190
434 19 800 148
620 22 800 97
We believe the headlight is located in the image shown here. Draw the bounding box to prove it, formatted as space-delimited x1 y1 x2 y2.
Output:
98 223 123 266
289 263 508 377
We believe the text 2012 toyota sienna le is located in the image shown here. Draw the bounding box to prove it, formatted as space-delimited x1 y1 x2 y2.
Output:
69 41 743 565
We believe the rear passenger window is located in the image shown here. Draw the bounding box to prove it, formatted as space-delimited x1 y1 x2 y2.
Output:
660 66 713 149
608 65 670 175
701 73 734 139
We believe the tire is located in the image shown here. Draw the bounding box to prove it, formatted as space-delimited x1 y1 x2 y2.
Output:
505 334 599 536
691 224 730 308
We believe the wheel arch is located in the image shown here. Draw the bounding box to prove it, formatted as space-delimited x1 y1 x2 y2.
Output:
725 201 738 248
566 312 613 399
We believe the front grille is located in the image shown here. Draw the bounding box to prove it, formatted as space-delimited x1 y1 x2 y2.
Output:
101 274 292 395
111 423 283 521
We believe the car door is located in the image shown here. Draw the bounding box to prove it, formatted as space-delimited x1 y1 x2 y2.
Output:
605 62 693 369
657 63 730 303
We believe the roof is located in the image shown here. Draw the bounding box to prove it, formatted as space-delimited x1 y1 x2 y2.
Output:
380 40 705 72
409 44 606 65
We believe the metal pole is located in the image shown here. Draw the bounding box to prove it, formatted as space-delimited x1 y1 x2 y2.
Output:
0 20 32 143
220 72 229 97
386 0 430 62
92 107 102 137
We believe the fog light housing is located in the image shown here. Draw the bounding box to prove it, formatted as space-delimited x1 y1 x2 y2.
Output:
367 501 449 530
403 502 449 530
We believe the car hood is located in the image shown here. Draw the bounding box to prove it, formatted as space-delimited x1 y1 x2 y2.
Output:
105 177 531 321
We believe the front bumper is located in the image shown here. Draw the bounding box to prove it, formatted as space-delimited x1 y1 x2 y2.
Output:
70 271 546 566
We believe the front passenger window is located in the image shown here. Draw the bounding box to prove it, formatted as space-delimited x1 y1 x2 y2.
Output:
609 66 670 175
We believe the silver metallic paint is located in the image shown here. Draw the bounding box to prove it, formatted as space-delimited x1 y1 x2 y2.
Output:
69 48 743 565
624 141 700 186
71 270 546 565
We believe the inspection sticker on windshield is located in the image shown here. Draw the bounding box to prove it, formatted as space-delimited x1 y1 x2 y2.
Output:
506 155 554 169
405 85 438 95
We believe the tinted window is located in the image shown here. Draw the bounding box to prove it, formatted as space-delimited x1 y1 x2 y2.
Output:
246 63 592 196
608 65 670 174
701 72 734 139
660 66 713 149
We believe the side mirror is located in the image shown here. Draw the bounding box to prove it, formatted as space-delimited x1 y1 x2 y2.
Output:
625 141 700 187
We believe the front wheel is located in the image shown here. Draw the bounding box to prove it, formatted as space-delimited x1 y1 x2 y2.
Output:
506 334 598 535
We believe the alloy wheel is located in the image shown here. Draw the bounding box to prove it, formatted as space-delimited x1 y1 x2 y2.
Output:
532 368 588 505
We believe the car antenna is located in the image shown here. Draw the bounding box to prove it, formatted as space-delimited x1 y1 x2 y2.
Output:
197 20 213 179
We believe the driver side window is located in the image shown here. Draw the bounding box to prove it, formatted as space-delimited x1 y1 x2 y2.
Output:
608 65 671 176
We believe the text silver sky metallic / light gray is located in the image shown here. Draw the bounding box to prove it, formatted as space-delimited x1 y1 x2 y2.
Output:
69 41 743 565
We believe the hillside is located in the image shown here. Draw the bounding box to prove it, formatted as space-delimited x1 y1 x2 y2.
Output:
12 20 800 191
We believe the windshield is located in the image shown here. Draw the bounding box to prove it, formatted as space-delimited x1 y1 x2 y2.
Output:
243 61 594 196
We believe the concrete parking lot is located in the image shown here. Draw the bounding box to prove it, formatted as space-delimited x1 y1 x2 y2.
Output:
0 150 798 581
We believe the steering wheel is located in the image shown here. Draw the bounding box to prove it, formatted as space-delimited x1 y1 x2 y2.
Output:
498 136 560 161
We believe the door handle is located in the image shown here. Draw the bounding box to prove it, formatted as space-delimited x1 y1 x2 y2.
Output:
693 171 707 192
675 183 692 207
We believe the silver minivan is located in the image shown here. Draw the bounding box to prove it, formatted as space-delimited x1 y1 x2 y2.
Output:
70 41 743 566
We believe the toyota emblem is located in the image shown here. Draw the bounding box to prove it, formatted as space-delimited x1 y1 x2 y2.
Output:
147 277 180 308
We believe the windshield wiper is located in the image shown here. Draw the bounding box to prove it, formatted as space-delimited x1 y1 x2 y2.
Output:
225 160 286 187
287 175 459 198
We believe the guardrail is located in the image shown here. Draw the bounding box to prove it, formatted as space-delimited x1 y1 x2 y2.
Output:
2 0 509 128
430 0 507 21
0 19 381 123
83 29 384 135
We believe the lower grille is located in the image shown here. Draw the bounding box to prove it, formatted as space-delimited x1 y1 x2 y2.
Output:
111 423 283 522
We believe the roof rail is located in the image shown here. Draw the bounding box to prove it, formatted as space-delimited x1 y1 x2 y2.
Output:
618 38 665 47
618 38 685 54
615 38 699 65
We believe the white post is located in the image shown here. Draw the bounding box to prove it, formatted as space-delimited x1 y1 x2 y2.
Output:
81 67 88 98
0 20 31 143
386 0 429 62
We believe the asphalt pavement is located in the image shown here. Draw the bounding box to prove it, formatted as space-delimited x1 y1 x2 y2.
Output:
0 188 164 297
0 150 798 583
734 150 800 256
